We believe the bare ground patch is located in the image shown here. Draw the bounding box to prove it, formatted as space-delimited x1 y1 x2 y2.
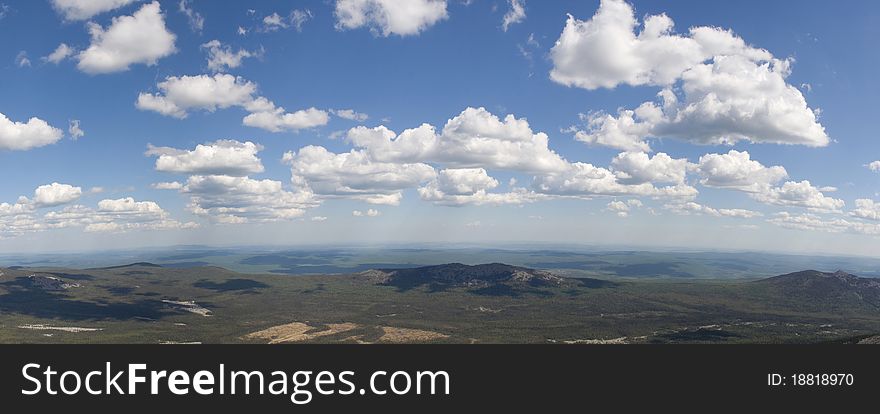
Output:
377 326 449 343
243 322 359 344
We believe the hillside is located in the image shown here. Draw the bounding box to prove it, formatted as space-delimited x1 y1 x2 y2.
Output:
360 263 564 291
754 270 880 309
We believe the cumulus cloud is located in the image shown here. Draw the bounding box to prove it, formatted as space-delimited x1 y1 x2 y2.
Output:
768 212 880 236
283 145 436 205
32 183 82 207
152 181 183 190
51 0 139 21
611 151 687 185
201 40 260 72
334 0 448 37
181 175 317 223
44 197 197 233
44 43 75 64
137 74 330 131
146 140 264 176
532 161 698 200
752 180 844 212
663 201 762 219
502 0 526 32
571 104 656 152
348 107 569 173
77 1 176 74
332 109 369 122
0 113 64 151
136 74 256 119
867 161 880 172
693 150 841 212
243 106 330 132
328 107 699 205
693 150 787 192
418 168 540 206
2 183 194 237
850 199 880 221
551 0 771 88
557 0 828 150
352 209 380 217
606 200 631 217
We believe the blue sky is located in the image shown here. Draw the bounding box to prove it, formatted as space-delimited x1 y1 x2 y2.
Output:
1 0 879 255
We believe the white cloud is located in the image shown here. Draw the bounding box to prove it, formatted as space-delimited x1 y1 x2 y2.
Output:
850 199 880 221
310 216 328 222
283 145 436 205
550 0 768 89
44 198 197 233
332 109 369 122
243 106 330 132
98 197 161 213
152 181 183 190
532 161 697 199
2 184 194 237
68 120 84 140
502 0 526 32
606 200 630 217
263 12 286 29
571 104 656 152
44 43 74 64
353 208 380 217
348 107 569 174
768 212 880 236
557 0 828 149
418 168 539 206
867 161 880 172
291 9 313 32
334 0 448 37
32 183 82 207
51 0 139 21
433 168 498 195
335 107 701 204
138 74 329 131
146 140 264 176
260 9 312 32
752 180 845 212
0 113 64 151
136 73 257 119
201 40 259 72
178 0 203 32
181 175 317 223
0 200 32 217
663 201 762 219
611 151 688 185
15 51 30 67
693 150 788 192
77 1 176 74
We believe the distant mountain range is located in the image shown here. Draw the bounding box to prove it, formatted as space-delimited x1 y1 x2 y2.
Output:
360 263 565 290
754 270 880 308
